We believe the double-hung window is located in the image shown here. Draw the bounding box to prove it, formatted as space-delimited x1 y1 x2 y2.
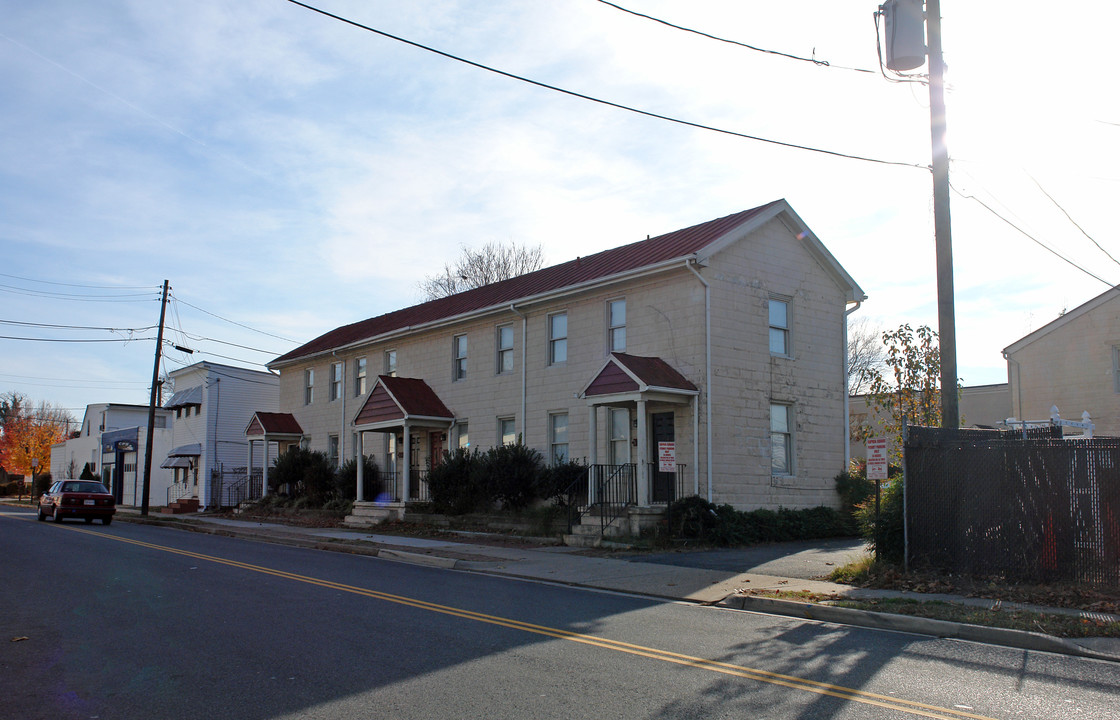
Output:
385 349 397 377
456 422 469 450
328 434 339 467
453 335 468 381
608 299 626 353
499 417 517 446
549 413 569 463
609 408 629 465
769 297 790 356
548 313 567 365
497 325 514 374
770 403 793 476
304 369 314 405
329 362 342 401
355 356 367 397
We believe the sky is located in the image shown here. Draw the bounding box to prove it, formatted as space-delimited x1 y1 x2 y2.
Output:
2 0 1118 424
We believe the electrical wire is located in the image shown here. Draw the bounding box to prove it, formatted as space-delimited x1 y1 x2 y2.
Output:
0 335 158 343
170 294 299 343
1026 172 1120 271
285 0 927 170
949 180 1115 287
0 319 157 333
596 0 876 74
0 272 156 290
161 340 270 369
168 328 283 355
0 284 159 302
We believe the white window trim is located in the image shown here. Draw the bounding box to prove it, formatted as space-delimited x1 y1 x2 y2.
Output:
385 349 398 377
304 369 314 405
770 402 794 477
498 416 516 446
769 296 791 357
496 324 514 375
453 334 468 381
355 356 367 397
607 298 626 353
548 311 568 366
549 412 569 464
329 362 343 402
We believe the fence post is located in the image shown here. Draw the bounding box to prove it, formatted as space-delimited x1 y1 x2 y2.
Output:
902 418 909 572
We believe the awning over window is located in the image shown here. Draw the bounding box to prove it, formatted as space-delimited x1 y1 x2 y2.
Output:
168 443 202 457
160 457 193 469
165 386 203 409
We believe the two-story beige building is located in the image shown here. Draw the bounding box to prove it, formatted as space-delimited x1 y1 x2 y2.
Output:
1003 286 1120 435
266 200 865 520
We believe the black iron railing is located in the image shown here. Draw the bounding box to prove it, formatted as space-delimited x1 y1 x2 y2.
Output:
566 464 637 535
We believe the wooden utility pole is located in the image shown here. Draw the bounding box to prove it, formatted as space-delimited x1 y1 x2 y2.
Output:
925 0 959 428
141 280 169 516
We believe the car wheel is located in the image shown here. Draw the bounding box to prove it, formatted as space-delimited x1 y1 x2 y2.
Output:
102 516 112 526
37 507 46 521
52 507 64 523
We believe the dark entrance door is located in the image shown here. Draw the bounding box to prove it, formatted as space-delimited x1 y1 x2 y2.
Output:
650 412 675 503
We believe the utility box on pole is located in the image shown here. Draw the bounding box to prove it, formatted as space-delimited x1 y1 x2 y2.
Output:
882 0 925 71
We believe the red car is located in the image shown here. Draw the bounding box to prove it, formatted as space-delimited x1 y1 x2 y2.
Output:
38 480 116 525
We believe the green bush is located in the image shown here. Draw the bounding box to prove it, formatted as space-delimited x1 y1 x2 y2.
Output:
426 448 487 514
335 455 382 501
666 497 854 546
475 442 544 511
855 476 905 564
79 463 96 480
270 447 336 504
538 458 587 506
835 469 874 514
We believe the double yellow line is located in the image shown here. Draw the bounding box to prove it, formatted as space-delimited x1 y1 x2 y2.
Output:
68 524 997 720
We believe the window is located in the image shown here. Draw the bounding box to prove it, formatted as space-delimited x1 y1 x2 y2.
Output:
328 434 339 467
548 312 567 365
496 325 514 374
329 362 342 402
769 298 790 355
453 334 468 381
608 299 626 352
355 356 367 397
499 417 517 446
549 413 569 463
609 408 629 465
304 369 314 405
770 403 793 476
385 349 397 377
456 422 469 449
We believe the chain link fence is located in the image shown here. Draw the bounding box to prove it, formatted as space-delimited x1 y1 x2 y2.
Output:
905 425 1120 586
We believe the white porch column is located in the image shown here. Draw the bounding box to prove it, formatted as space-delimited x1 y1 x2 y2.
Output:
692 398 700 497
401 425 412 502
262 437 270 497
636 399 649 506
246 438 254 485
587 406 599 505
355 431 365 502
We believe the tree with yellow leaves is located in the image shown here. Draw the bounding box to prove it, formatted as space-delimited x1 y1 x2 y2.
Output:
0 392 73 482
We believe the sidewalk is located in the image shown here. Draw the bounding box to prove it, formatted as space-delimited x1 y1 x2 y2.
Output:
121 510 1120 663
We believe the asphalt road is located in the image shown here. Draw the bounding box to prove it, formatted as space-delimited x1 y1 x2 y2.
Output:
3 508 1118 720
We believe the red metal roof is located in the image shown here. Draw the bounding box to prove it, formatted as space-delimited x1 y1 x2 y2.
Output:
271 202 782 366
354 376 454 426
584 353 698 397
247 412 304 435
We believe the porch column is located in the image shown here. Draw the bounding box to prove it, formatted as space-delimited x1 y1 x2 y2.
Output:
636 399 649 506
355 431 365 502
246 439 253 486
692 397 700 496
587 406 599 505
402 424 412 502
262 437 271 498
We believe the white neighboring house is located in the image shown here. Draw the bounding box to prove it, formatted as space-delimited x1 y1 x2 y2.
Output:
162 361 280 509
49 403 173 507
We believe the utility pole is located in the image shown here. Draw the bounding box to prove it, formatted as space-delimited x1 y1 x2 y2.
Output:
925 0 959 428
141 280 169 516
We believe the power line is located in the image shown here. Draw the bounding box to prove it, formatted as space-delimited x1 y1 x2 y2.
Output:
285 0 927 170
0 284 158 302
0 272 155 290
0 335 158 343
167 328 283 355
170 294 299 343
596 0 876 74
1026 172 1120 270
949 181 1115 287
0 319 157 333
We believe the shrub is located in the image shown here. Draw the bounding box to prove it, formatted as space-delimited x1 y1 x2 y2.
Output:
835 469 874 514
79 463 96 480
855 475 905 565
667 497 854 546
426 448 487 514
335 455 382 502
538 458 587 506
476 442 545 511
270 447 336 504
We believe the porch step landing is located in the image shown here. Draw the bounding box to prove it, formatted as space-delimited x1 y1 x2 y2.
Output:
161 497 200 514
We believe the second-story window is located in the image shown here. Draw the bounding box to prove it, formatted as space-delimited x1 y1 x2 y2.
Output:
497 325 514 374
385 349 398 377
769 297 790 356
329 362 342 401
548 312 567 365
355 356 367 396
304 369 314 405
608 299 626 353
453 335 468 381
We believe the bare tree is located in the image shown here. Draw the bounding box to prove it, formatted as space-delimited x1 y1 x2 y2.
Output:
419 241 545 300
847 317 887 396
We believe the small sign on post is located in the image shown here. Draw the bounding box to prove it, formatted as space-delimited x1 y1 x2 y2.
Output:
657 442 676 473
866 437 888 481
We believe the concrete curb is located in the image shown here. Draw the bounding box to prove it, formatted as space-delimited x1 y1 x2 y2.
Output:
719 595 1120 662
376 548 460 569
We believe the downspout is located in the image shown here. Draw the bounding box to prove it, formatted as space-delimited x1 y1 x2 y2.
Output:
332 350 345 467
509 304 527 438
843 300 862 470
684 260 712 502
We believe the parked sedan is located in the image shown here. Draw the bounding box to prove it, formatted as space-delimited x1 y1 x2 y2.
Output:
38 480 116 525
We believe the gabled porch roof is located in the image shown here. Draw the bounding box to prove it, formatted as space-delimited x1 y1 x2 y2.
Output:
580 353 698 405
245 411 304 438
353 376 455 431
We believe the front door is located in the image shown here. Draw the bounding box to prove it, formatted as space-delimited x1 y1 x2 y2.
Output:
650 412 675 503
429 432 445 471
